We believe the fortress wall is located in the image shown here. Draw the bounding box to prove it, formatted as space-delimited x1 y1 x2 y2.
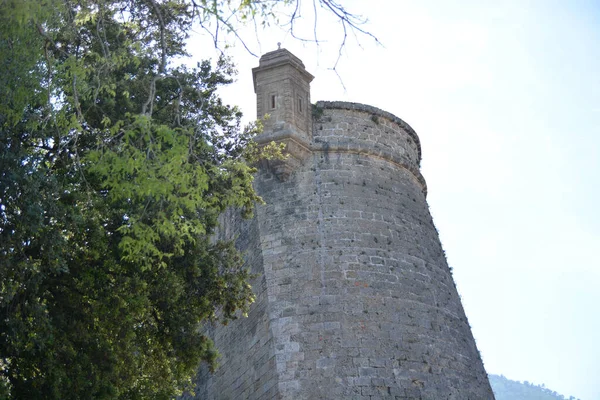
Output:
190 48 494 399
235 104 493 399
190 211 280 400
316 105 491 398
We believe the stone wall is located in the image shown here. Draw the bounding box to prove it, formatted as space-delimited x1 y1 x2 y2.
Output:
189 210 279 399
190 101 494 399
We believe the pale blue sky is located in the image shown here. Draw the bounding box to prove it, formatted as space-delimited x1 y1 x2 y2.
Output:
190 1 600 399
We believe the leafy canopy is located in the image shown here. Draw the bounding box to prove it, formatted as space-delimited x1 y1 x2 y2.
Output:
0 0 374 397
0 0 284 398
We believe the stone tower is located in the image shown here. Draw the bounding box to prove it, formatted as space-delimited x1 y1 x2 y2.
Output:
192 49 495 399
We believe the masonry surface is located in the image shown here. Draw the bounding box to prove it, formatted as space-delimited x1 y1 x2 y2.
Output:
187 49 495 400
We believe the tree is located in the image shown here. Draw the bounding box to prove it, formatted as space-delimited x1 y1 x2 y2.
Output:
0 1 262 398
0 0 372 398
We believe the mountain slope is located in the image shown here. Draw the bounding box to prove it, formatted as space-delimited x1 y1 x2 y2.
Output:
489 374 581 400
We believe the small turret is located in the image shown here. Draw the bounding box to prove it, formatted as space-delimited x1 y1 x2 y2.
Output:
252 48 314 179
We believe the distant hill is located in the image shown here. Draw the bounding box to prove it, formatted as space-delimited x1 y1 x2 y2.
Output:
489 374 581 400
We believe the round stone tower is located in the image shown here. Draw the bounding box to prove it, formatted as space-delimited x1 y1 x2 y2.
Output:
191 49 494 400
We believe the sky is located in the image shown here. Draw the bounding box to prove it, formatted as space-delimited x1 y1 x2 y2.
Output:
189 1 600 399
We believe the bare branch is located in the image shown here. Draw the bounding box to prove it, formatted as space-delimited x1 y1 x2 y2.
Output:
145 0 167 74
142 76 159 116
190 0 258 57
319 0 380 45
187 0 378 66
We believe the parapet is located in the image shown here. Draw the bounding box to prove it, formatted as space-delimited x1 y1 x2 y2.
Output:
312 101 427 195
315 101 421 162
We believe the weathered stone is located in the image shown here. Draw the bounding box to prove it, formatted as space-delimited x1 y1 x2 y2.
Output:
187 49 494 399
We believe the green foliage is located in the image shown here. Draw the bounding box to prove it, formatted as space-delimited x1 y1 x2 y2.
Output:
489 374 581 400
0 0 282 398
311 103 324 120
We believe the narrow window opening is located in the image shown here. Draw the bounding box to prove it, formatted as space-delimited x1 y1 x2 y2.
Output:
298 97 303 113
271 95 276 109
